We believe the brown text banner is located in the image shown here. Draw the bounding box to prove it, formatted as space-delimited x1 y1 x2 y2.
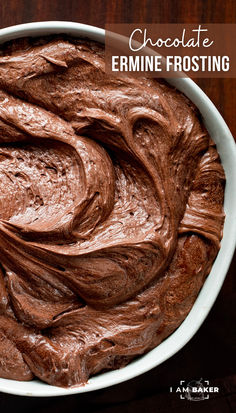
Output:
105 24 236 78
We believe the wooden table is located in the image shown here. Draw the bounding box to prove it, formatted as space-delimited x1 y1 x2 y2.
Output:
0 1 235 412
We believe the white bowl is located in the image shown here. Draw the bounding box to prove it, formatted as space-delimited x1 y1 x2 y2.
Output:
0 21 235 397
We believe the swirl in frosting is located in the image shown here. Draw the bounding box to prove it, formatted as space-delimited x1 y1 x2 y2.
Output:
0 36 225 387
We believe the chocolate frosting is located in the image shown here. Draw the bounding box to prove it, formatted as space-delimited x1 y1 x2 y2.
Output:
0 36 225 387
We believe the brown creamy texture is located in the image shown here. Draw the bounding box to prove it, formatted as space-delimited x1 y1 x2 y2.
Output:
0 36 225 387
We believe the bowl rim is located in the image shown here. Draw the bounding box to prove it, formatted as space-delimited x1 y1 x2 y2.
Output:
0 21 235 397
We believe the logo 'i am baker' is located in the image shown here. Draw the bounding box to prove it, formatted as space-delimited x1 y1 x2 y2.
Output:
170 378 219 401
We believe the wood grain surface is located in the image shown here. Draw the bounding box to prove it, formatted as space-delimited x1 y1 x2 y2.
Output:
0 1 235 412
